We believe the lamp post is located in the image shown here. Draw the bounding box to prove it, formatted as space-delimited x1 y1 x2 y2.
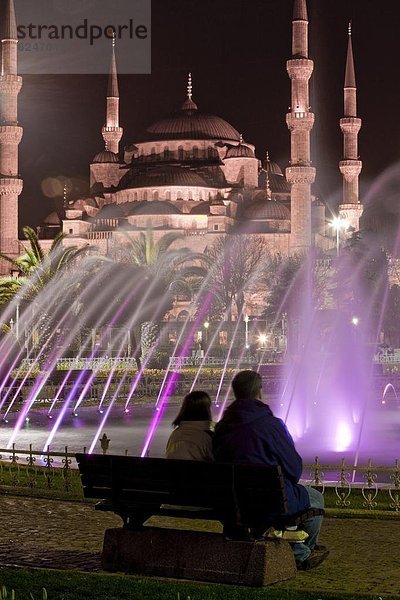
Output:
244 314 250 349
16 303 19 339
330 216 349 256
203 320 209 348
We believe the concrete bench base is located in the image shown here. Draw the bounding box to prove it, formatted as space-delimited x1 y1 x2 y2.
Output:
102 527 297 586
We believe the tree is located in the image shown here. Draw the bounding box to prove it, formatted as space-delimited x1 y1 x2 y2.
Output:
114 229 211 362
383 284 400 347
0 226 97 366
203 235 269 320
336 231 389 342
0 226 94 307
118 229 210 295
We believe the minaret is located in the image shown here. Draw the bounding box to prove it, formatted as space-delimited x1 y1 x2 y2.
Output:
339 22 362 232
102 35 123 154
285 0 316 255
0 0 23 261
265 152 272 200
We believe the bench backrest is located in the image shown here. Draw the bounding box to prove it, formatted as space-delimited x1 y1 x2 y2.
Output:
76 453 288 519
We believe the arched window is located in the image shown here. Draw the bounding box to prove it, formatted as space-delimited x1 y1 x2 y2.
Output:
178 146 184 161
165 190 171 200
177 189 182 199
199 190 203 200
193 146 199 159
143 190 148 200
188 189 193 200
163 147 169 160
153 190 159 200
134 192 138 201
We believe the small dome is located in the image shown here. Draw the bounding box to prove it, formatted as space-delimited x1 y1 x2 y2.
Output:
225 143 255 159
95 204 126 218
190 201 210 215
265 160 283 176
92 150 119 164
245 199 290 220
43 211 61 225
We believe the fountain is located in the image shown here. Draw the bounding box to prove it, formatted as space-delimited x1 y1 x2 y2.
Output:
0 232 398 468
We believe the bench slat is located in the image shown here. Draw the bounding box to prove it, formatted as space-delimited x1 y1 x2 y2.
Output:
75 453 291 531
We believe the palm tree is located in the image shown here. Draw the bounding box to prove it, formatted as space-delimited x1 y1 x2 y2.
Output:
0 227 95 364
118 229 211 361
0 226 94 306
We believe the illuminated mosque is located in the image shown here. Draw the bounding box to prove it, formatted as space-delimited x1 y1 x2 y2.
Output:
0 0 363 269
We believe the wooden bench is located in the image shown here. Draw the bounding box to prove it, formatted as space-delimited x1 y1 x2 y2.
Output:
76 453 323 586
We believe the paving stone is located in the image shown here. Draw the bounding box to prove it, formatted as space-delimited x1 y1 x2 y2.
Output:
0 496 400 596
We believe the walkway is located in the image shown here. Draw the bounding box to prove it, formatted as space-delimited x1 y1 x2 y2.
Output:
0 496 399 596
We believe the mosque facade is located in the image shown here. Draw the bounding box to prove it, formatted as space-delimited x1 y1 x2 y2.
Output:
1 0 363 283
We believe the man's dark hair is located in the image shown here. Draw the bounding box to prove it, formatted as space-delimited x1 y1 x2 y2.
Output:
231 370 262 399
172 390 212 427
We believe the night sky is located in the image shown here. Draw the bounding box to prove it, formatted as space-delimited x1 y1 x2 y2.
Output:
18 0 400 231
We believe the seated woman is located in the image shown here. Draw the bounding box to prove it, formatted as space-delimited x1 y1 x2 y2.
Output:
166 390 214 461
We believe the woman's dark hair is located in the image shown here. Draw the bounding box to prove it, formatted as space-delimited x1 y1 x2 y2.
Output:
172 390 212 427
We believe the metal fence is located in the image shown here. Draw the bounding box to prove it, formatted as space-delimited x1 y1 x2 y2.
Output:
0 444 399 512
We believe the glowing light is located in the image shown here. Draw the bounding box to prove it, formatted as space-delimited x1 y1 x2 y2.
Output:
203 321 210 329
351 316 359 326
335 422 352 452
258 333 267 346
330 216 349 231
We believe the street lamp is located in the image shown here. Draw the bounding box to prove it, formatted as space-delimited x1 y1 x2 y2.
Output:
244 314 250 349
330 216 349 256
258 333 267 348
203 320 209 348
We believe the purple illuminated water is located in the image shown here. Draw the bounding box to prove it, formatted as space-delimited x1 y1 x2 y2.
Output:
0 236 399 466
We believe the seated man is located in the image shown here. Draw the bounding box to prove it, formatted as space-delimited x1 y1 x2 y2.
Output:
213 369 328 571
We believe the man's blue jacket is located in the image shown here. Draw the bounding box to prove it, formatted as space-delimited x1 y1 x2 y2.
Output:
213 398 310 515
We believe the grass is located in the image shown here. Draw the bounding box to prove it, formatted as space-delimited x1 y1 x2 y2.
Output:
0 567 394 600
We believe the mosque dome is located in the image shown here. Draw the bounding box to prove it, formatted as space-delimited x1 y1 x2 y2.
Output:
120 166 211 189
190 201 210 215
265 159 283 176
43 211 61 225
245 199 290 220
225 139 255 159
145 74 240 142
92 150 119 164
124 201 182 216
146 111 240 142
